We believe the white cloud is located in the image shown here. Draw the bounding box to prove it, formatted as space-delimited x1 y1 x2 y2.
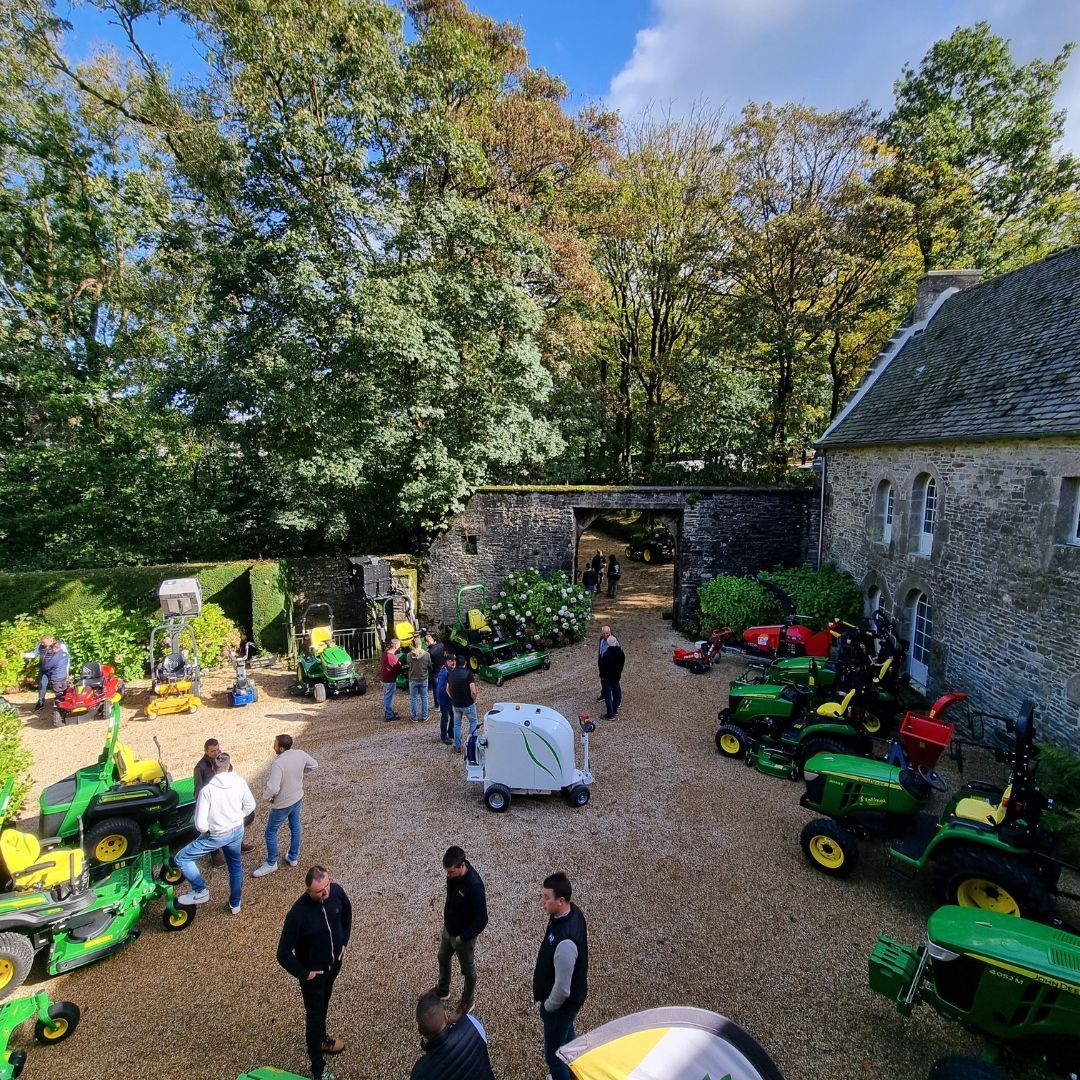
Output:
609 0 1080 154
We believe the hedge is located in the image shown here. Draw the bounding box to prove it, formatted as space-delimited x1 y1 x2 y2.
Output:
0 700 33 815
0 560 292 654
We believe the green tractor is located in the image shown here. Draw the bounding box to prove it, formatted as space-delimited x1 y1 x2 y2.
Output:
0 779 193 1001
448 585 550 686
869 905 1080 1079
0 991 80 1079
38 704 196 866
798 700 1075 922
295 604 367 703
625 526 674 563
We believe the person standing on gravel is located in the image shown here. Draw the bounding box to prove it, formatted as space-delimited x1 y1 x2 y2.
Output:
194 738 227 868
426 631 446 711
410 992 494 1080
277 866 352 1080
436 655 456 746
447 655 479 751
598 630 625 720
380 637 402 721
533 872 588 1080
431 846 487 1023
606 554 621 599
25 636 69 711
254 733 318 878
176 752 255 915
408 635 432 723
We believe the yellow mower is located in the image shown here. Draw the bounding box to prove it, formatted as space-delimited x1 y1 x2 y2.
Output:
146 579 203 719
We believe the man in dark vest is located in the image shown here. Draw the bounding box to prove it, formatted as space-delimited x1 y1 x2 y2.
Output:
532 871 588 1080
409 993 494 1080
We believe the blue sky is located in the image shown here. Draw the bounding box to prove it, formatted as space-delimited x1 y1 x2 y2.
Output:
62 0 1080 151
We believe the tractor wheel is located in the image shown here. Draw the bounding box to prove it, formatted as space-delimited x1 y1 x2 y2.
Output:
566 784 590 808
542 660 551 671
643 548 652 562
927 1056 1003 1080
34 1001 81 1045
159 862 184 885
162 904 195 932
932 847 1052 920
799 736 851 768
0 932 34 1000
86 817 142 865
715 725 750 759
484 784 511 813
469 653 480 672
800 819 859 878
689 661 705 674
313 682 327 704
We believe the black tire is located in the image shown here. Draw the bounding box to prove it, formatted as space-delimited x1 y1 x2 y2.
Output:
932 846 1053 921
469 652 481 672
542 660 551 671
715 725 750 759
159 862 184 885
251 686 259 703
313 682 327 703
484 784 511 813
162 904 196 932
86 817 143 865
690 661 705 674
0 932 35 1000
927 1055 1003 1080
34 1001 81 1045
799 736 852 767
567 784 590 808
800 819 860 878
495 674 505 687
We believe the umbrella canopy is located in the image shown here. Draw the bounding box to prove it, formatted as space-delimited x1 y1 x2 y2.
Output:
557 1007 785 1080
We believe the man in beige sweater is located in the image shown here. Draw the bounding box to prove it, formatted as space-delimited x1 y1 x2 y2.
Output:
253 734 318 878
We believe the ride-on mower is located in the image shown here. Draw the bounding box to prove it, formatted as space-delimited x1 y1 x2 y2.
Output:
869 905 1080 1079
0 779 193 1001
38 704 196 866
51 663 123 727
147 578 203 719
466 704 594 813
798 700 1077 922
294 604 366 703
449 585 550 686
0 991 80 1079
624 526 675 563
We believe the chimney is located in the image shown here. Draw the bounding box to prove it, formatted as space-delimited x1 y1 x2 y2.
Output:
913 269 983 322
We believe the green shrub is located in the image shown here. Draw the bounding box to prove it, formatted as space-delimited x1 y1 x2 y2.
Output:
152 602 241 669
56 606 149 681
0 700 33 815
488 569 592 647
697 576 781 635
0 614 51 693
763 564 863 630
1038 743 1080 865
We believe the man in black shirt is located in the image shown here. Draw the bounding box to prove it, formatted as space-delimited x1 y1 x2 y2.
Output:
409 993 495 1080
447 657 478 752
194 738 226 868
425 631 446 709
532 871 588 1080
431 846 488 1021
277 866 353 1080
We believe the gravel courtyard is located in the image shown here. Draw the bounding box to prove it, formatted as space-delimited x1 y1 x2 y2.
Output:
6 534 1071 1079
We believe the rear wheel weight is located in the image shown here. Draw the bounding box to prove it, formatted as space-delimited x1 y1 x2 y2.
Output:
800 819 859 878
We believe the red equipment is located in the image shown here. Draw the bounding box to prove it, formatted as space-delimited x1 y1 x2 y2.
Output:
738 618 849 659
897 692 966 769
52 663 123 727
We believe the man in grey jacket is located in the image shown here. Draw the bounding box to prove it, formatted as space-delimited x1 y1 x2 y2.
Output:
408 635 431 723
254 734 318 878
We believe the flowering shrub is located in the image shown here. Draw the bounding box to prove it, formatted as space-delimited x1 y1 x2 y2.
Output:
488 569 592 648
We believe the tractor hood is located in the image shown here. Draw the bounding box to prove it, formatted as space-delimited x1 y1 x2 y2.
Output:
319 644 353 668
927 906 1080 994
730 682 800 702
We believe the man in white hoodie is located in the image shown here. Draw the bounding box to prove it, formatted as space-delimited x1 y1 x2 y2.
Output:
176 752 256 914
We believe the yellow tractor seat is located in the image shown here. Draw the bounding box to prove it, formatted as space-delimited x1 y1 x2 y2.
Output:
309 626 333 654
874 657 893 683
953 785 1011 827
0 828 84 890
114 742 166 785
467 609 490 634
817 689 856 720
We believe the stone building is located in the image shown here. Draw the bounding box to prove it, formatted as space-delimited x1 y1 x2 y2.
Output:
816 247 1080 749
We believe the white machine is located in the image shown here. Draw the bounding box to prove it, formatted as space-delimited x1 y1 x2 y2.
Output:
466 702 595 812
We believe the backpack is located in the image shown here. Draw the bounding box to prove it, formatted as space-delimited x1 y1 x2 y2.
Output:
610 560 621 578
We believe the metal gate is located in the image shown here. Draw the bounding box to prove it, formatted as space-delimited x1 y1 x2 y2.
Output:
295 626 378 662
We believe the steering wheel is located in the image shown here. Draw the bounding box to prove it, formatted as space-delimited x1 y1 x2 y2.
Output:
917 765 948 792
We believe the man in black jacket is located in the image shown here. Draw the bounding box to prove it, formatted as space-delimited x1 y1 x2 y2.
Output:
597 628 626 720
277 866 352 1080
533 871 588 1080
409 993 495 1080
431 846 487 1022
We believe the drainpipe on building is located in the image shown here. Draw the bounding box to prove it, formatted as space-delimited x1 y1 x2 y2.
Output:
817 451 826 571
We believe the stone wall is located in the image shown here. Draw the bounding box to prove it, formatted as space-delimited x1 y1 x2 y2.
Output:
422 486 818 630
822 439 1080 749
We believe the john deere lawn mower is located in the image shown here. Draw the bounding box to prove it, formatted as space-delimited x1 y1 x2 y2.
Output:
625 526 675 563
449 585 550 686
798 700 1077 922
0 991 79 1079
869 905 1080 1079
38 704 196 866
294 604 366 703
147 578 203 719
0 779 193 1001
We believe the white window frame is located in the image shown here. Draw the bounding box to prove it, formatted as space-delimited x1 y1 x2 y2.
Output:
873 480 894 544
917 475 937 556
908 592 932 687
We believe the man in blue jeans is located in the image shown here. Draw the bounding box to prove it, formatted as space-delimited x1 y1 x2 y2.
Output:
447 655 479 751
254 733 318 878
176 752 256 914
23 636 69 711
532 871 588 1080
380 638 402 721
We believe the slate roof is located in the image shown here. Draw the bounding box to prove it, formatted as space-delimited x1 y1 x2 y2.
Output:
817 246 1080 448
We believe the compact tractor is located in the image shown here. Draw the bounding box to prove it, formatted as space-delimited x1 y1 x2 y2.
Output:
624 526 675 563
294 604 366 703
449 585 550 686
147 578 203 719
51 663 123 727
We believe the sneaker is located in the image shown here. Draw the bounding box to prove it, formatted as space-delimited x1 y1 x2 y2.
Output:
604 713 616 720
410 716 421 723
229 903 241 915
178 888 210 906
285 857 299 868
34 700 45 711
252 862 278 877
453 744 462 752
317 1072 337 1080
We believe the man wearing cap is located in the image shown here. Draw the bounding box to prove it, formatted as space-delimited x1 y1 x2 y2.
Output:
175 752 255 915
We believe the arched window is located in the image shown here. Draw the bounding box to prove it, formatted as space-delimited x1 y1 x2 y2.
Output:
865 586 883 619
872 480 894 544
906 591 932 687
914 473 937 556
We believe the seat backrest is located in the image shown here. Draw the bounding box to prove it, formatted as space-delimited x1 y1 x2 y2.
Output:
114 742 137 782
81 662 104 682
0 827 41 876
953 784 1011 826
467 609 490 632
309 626 333 653
874 657 893 684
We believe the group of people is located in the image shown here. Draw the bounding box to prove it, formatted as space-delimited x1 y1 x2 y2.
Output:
581 549 621 599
